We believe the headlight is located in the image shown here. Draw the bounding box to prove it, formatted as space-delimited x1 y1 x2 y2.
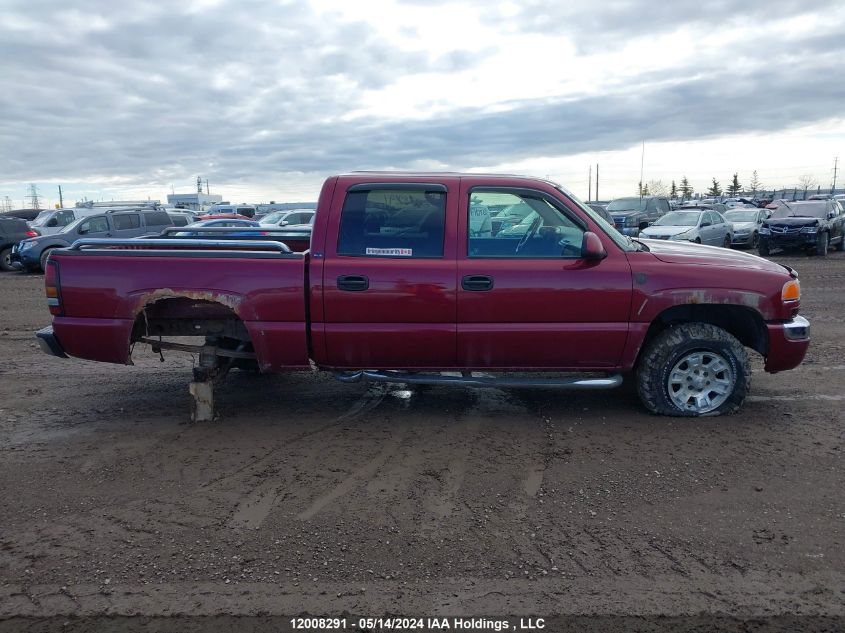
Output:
671 230 693 240
800 226 818 233
759 227 770 235
19 241 35 251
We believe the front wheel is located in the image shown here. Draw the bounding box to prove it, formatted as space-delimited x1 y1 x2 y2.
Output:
750 232 759 249
636 322 750 417
723 235 731 249
758 241 770 256
40 248 55 272
0 247 13 272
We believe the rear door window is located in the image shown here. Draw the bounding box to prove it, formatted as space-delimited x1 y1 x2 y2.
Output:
337 188 446 258
113 214 141 230
142 210 173 227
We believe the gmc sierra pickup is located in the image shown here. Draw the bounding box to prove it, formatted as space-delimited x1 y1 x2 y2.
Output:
36 173 809 418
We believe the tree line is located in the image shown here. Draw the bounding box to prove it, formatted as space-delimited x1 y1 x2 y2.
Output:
637 170 825 199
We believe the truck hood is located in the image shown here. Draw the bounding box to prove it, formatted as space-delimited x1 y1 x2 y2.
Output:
640 238 788 273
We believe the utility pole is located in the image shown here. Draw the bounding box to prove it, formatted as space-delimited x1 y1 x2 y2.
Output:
205 179 210 195
58 185 64 209
27 184 42 210
588 165 592 201
595 163 599 201
639 141 645 200
832 157 839 193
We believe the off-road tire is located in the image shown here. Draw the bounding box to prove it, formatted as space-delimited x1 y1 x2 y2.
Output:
40 248 55 272
0 247 13 272
636 322 750 417
758 241 770 256
816 232 828 256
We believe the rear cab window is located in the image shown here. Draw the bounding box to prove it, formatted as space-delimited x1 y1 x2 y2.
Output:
337 186 446 258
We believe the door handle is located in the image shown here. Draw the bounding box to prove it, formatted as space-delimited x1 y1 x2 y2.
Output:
462 275 494 291
337 275 369 292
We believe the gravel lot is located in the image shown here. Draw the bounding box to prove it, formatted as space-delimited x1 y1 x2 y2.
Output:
0 251 843 632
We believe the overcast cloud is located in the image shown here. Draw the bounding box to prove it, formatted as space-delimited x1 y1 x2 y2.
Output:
1 0 844 203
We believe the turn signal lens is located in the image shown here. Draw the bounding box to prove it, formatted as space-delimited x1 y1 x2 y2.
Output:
782 279 800 302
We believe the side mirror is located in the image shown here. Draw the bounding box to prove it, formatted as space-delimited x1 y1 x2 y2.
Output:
701 221 712 227
78 227 88 235
47 218 58 227
827 212 836 219
581 231 607 260
280 220 289 226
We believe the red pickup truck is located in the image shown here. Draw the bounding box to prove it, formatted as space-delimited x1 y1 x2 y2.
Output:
36 173 810 418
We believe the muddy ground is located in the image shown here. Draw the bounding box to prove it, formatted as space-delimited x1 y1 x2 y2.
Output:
0 251 843 632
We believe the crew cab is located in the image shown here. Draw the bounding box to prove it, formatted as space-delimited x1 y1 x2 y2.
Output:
35 173 810 418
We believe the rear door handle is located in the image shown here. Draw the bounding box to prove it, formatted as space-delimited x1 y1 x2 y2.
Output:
337 275 369 292
462 275 494 291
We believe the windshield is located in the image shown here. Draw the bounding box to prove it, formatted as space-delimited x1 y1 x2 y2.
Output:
607 197 647 212
30 211 55 226
654 211 700 227
725 210 758 222
260 211 285 224
552 185 635 252
770 203 827 219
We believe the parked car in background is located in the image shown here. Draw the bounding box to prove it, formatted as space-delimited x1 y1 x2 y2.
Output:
259 209 315 228
725 207 768 249
606 196 670 236
13 209 174 272
204 204 257 218
0 217 39 271
166 211 197 227
1 209 41 222
195 213 253 222
639 208 733 247
587 203 615 226
489 202 535 235
808 194 833 200
175 218 264 237
758 200 845 256
28 207 106 236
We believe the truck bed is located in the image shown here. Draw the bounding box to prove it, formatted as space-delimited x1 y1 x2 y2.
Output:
49 239 311 371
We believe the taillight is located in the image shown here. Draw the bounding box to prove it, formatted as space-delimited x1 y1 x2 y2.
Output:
26 230 38 237
45 260 63 316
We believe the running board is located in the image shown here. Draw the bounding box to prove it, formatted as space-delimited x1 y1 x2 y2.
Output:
333 370 623 390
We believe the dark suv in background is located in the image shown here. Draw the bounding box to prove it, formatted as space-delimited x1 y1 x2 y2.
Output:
758 200 845 256
606 196 671 236
0 217 39 271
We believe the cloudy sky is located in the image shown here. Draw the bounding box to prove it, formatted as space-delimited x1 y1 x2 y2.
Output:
2 0 845 207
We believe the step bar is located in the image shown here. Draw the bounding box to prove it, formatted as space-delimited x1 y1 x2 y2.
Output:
334 370 623 390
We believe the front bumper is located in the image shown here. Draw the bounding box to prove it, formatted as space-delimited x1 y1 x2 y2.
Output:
35 326 68 358
731 233 754 245
764 316 810 372
760 233 817 249
13 246 40 269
